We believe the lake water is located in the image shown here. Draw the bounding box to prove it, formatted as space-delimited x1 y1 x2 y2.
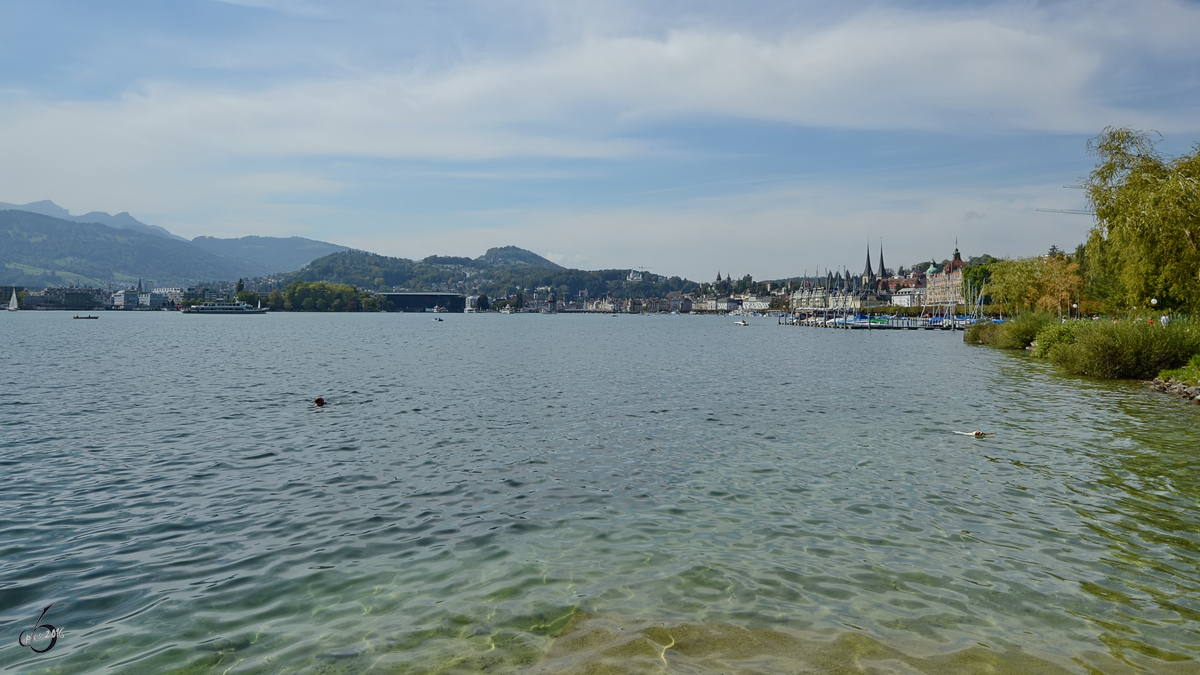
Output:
3 312 1200 674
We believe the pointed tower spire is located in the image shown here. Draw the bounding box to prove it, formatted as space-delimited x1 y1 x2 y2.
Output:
863 241 874 279
878 239 888 279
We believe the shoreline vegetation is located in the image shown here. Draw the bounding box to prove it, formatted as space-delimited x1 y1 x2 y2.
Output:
964 127 1200 405
965 316 1200 404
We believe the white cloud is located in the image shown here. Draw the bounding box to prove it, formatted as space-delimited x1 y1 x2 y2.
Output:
3 1 1197 171
332 180 1095 280
0 0 1194 261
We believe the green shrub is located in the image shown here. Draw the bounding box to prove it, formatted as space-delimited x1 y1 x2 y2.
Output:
1159 353 1200 386
991 313 1056 350
964 321 1000 345
1031 321 1090 358
1048 319 1200 379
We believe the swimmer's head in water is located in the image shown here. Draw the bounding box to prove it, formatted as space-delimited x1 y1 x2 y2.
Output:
314 397 326 407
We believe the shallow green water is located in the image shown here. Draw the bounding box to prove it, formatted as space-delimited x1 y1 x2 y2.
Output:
2 312 1199 673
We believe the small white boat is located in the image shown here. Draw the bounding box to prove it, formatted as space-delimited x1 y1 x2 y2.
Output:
734 320 748 326
432 317 444 322
6 289 17 311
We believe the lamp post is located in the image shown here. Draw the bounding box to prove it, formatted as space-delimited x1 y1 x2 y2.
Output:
1072 303 1078 320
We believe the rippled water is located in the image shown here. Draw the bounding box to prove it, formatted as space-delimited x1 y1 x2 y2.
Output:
3 312 1200 674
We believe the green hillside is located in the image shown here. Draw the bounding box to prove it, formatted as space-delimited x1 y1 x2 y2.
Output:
0 209 247 287
475 245 563 269
286 248 697 299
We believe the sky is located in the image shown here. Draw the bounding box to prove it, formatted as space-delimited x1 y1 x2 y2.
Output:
1 0 1198 280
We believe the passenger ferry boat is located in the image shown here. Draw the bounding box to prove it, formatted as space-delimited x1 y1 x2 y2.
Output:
181 301 268 314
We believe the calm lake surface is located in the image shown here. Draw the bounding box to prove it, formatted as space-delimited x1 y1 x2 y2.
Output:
3 312 1200 674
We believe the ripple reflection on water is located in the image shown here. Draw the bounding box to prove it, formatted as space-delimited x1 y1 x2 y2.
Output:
2 312 1199 674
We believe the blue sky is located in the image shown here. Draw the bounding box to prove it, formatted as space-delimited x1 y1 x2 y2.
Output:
2 0 1198 280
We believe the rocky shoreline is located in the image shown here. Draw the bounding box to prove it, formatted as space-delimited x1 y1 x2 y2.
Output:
1149 377 1200 404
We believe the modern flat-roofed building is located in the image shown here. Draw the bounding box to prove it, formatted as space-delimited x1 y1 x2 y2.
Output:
376 292 466 312
111 290 139 309
154 287 201 306
139 292 168 310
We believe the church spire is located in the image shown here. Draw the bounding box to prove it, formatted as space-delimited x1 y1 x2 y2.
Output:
878 240 888 279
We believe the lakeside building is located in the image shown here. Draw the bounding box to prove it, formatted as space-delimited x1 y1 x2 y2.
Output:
890 287 926 307
787 243 978 311
741 295 771 312
109 289 140 309
716 297 741 312
138 292 168 310
925 249 966 306
154 287 204 306
17 286 105 310
376 292 466 312
790 286 888 311
667 292 692 313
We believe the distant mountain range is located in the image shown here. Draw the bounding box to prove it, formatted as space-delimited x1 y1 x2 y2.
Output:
0 200 188 242
1 200 695 299
190 235 348 277
1 210 247 287
0 201 349 286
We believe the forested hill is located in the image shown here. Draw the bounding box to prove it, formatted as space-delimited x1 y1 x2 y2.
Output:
475 246 562 269
286 249 698 299
0 209 247 287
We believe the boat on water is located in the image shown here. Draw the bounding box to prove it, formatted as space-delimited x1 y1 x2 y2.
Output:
432 317 444 322
73 315 99 319
181 301 267 315
6 290 17 311
734 320 749 326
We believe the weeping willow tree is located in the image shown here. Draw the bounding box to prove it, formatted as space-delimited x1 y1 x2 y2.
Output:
1086 128 1200 312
